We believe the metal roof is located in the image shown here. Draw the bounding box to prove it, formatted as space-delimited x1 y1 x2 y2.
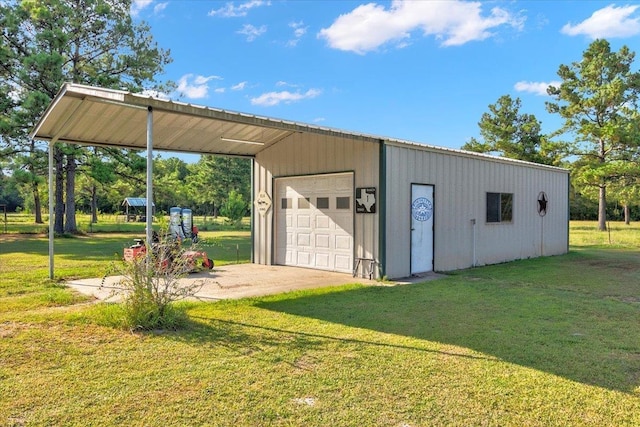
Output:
30 83 567 173
29 83 382 157
122 197 154 207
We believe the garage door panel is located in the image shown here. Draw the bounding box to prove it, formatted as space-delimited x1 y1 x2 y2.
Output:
315 234 330 248
315 253 330 268
334 254 351 271
335 235 352 250
276 173 353 274
316 216 330 229
297 214 311 228
297 251 312 266
333 213 352 232
297 232 311 246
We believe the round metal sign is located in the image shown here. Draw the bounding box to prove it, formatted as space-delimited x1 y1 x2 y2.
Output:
537 191 548 217
412 197 433 221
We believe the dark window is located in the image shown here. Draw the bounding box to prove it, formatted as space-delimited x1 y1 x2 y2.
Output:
487 192 513 223
336 196 350 209
298 197 310 209
501 193 513 222
281 198 291 209
317 197 329 209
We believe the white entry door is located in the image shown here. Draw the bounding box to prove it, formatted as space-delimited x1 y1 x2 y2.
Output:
411 184 434 274
275 173 353 273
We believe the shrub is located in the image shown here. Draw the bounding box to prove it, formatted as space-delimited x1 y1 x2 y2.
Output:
103 231 205 331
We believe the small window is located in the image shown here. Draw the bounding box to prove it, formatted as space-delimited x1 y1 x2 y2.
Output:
298 197 310 209
317 197 329 209
281 198 291 209
486 192 513 223
336 196 350 210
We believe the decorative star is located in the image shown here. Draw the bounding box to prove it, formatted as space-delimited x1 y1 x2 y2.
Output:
538 193 548 216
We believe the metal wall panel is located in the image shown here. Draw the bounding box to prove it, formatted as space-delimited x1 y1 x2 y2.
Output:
253 133 380 277
385 143 569 277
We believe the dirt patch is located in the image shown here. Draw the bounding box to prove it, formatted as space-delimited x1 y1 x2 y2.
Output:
0 321 29 338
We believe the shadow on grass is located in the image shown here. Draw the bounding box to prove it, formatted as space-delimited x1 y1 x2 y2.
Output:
181 314 496 367
254 251 640 393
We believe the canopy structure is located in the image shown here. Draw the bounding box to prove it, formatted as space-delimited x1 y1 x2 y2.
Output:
30 83 380 279
122 197 155 221
122 197 153 208
31 83 376 156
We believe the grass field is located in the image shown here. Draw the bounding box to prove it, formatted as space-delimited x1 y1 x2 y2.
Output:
0 219 639 425
0 212 249 234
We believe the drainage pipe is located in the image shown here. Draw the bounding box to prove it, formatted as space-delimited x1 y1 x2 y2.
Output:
471 218 476 267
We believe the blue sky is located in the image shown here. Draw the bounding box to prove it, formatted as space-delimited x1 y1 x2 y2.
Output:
130 1 640 158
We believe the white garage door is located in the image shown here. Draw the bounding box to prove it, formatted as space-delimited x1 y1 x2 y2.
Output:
275 173 353 273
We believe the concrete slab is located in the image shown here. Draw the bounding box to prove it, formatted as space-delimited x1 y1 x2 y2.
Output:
66 263 445 302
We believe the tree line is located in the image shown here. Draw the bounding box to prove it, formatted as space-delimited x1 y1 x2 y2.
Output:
1 1 639 231
462 39 640 230
0 151 250 217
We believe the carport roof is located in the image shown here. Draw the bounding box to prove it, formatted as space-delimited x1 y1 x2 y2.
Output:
31 83 568 173
30 83 381 157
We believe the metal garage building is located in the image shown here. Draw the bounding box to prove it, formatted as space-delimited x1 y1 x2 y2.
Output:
33 84 569 279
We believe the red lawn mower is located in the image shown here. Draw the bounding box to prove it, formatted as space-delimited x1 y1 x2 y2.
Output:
123 207 213 272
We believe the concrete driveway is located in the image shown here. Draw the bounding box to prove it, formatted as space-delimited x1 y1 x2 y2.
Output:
67 263 400 302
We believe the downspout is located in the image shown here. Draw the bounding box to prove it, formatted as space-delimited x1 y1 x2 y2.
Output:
48 141 55 280
541 214 544 257
146 106 153 247
471 218 476 267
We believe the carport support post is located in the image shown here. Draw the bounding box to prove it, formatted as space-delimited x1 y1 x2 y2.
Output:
250 158 254 263
48 141 55 280
146 106 153 248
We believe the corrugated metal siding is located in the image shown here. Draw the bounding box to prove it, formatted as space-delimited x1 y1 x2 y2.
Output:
385 144 569 277
253 133 380 275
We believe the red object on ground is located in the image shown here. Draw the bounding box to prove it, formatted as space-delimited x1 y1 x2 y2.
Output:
123 244 146 261
123 240 213 271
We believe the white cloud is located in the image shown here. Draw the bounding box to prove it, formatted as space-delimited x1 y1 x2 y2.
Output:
318 0 524 54
561 5 640 38
131 0 168 17
176 74 223 99
208 0 270 18
140 89 170 100
130 0 152 17
275 81 299 88
287 21 308 47
251 89 322 106
514 80 561 96
215 88 226 93
237 24 267 41
231 81 248 90
154 2 168 14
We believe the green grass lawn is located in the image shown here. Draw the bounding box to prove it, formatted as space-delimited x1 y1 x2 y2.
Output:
0 221 639 425
0 212 249 234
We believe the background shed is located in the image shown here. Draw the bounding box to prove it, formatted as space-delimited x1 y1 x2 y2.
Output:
122 197 155 222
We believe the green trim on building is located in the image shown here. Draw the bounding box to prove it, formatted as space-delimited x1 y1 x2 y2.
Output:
378 139 386 278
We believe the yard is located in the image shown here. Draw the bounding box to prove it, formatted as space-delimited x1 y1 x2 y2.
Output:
0 220 639 425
